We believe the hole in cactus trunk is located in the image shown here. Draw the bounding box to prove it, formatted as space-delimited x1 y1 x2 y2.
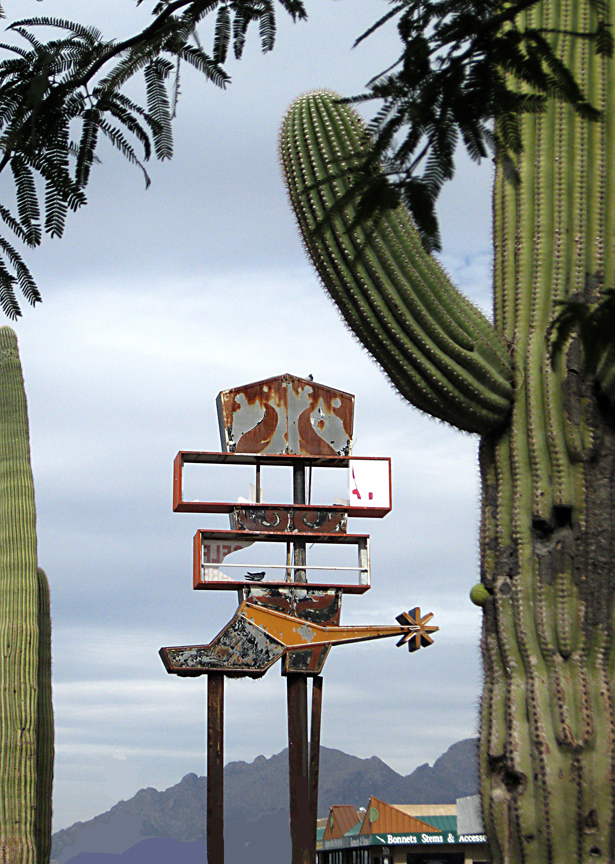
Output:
553 505 573 528
531 517 553 540
501 767 524 794
589 847 601 858
584 809 599 832
489 755 526 795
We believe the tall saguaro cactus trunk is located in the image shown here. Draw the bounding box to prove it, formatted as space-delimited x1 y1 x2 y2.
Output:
280 2 615 862
0 328 53 864
481 1 615 862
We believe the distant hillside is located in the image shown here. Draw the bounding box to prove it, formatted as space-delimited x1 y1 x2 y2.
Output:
54 812 291 864
52 738 478 863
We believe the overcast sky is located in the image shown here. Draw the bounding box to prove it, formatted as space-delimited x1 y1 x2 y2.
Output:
3 0 493 832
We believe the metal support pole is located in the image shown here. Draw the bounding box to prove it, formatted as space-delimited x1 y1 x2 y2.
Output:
308 676 323 864
288 459 309 863
288 673 310 864
207 673 224 864
293 463 307 582
255 462 262 503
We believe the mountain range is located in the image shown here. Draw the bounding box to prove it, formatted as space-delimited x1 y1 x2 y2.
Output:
52 737 479 864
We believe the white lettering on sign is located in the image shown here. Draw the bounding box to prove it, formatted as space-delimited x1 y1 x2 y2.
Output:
458 834 487 844
348 460 390 508
387 835 417 845
201 539 254 582
422 834 444 843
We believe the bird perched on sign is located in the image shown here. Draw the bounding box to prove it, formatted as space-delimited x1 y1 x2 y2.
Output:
245 571 266 582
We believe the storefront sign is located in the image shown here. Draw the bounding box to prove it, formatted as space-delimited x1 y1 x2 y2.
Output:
321 831 487 851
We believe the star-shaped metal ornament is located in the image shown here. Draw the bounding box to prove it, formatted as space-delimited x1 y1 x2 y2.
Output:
395 607 439 652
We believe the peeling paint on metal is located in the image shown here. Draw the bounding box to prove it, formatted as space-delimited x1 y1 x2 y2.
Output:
216 374 354 456
230 507 347 534
297 624 315 643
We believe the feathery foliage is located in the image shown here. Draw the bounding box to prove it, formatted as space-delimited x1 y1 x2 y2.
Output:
549 291 615 379
345 0 612 252
0 0 306 318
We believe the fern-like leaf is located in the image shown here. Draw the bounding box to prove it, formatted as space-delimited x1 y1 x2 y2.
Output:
98 119 151 187
11 157 41 243
144 57 173 159
213 4 231 64
0 256 20 319
258 7 276 52
0 236 41 305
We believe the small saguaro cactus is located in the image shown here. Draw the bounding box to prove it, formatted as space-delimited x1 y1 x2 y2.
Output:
0 327 53 864
280 1 615 860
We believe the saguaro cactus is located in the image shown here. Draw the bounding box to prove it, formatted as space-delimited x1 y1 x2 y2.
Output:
0 327 53 864
280 3 615 861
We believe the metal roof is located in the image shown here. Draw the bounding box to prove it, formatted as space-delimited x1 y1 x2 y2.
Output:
359 797 441 836
323 805 361 840
394 804 457 816
418 815 457 833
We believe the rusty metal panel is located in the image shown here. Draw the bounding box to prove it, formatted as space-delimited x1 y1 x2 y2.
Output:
242 586 342 626
230 507 347 534
160 613 285 677
216 374 354 456
282 645 331 675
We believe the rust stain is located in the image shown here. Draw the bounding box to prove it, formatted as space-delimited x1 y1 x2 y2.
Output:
217 374 354 456
297 406 337 456
236 402 277 452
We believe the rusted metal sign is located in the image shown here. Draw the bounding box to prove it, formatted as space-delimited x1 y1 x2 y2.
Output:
217 374 354 456
159 600 436 678
161 372 438 864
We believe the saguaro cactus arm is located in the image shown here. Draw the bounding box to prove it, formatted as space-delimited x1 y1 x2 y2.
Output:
280 91 514 435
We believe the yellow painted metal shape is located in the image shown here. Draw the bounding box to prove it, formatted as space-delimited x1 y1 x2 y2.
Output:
242 602 437 651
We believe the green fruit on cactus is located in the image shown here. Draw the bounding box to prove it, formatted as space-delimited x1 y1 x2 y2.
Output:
470 584 491 607
0 328 53 864
280 2 615 858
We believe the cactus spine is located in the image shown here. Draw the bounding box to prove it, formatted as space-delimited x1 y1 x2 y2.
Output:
280 1 615 860
0 328 53 864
